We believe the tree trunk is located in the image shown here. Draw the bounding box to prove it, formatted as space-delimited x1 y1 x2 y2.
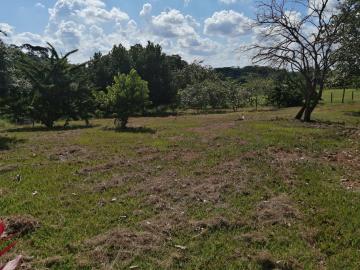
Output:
120 117 128 129
342 88 346 103
44 121 53 129
64 119 70 128
295 105 306 120
303 106 312 122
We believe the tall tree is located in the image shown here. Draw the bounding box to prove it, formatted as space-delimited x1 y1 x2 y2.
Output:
249 0 343 121
0 30 8 100
130 42 175 107
0 46 33 123
335 0 360 88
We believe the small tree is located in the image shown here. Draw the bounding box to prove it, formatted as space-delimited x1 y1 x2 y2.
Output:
97 69 150 129
244 77 274 110
225 80 250 111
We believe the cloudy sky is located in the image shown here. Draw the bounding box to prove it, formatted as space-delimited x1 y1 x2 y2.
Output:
0 0 334 67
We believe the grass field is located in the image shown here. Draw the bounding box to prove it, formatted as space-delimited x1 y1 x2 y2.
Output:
1 102 360 269
322 88 360 104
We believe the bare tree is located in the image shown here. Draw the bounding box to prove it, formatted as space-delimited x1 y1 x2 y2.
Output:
249 0 342 121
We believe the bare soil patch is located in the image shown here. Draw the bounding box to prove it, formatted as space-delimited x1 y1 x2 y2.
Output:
255 194 300 227
48 146 91 162
2 215 39 236
324 149 360 169
93 173 146 193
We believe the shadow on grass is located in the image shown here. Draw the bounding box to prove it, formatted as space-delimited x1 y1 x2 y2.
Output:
103 126 156 134
344 111 360 117
302 119 346 127
0 136 25 150
141 111 178 117
183 110 233 115
6 124 98 133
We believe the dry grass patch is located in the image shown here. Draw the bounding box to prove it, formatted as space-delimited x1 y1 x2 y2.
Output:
77 158 130 175
48 145 92 162
82 228 162 268
255 194 300 227
0 164 18 174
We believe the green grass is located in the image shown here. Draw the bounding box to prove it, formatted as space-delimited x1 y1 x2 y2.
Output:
1 102 360 269
322 88 360 104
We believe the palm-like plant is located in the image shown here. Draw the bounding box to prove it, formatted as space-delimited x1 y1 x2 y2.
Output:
20 43 83 128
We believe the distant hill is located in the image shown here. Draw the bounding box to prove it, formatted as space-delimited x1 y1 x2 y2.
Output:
215 66 283 83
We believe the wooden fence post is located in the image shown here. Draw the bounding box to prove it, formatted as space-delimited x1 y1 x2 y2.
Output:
331 92 333 103
342 88 346 103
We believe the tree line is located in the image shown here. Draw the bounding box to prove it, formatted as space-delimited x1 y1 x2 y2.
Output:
0 0 358 128
0 38 305 128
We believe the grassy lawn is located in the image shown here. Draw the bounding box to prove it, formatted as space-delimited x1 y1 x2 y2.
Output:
1 102 360 269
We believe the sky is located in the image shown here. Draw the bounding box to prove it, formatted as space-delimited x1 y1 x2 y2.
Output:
0 0 337 67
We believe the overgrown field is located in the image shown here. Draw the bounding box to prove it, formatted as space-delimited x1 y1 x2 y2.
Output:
1 103 360 269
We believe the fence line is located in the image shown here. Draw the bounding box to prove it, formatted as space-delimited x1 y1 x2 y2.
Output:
322 89 360 104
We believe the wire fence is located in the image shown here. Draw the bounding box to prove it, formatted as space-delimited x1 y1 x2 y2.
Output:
322 89 360 104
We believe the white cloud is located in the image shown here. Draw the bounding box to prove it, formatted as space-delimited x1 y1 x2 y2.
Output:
0 23 14 35
219 0 237 4
150 9 199 38
140 3 152 17
1 0 254 66
204 10 252 37
179 35 218 56
35 2 45 9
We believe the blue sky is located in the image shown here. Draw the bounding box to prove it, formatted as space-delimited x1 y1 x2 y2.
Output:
0 0 259 66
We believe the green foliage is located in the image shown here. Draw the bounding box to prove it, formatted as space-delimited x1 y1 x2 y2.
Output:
89 42 180 109
0 44 34 123
0 38 9 99
18 43 94 128
88 45 132 92
266 72 304 108
97 69 150 129
179 79 228 110
225 80 250 111
130 42 176 107
216 66 283 84
335 0 360 87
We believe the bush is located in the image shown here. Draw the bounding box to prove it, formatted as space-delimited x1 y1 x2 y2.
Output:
179 79 228 110
266 73 304 108
96 69 150 129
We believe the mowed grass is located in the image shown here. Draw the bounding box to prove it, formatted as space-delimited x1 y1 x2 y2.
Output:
1 102 360 269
